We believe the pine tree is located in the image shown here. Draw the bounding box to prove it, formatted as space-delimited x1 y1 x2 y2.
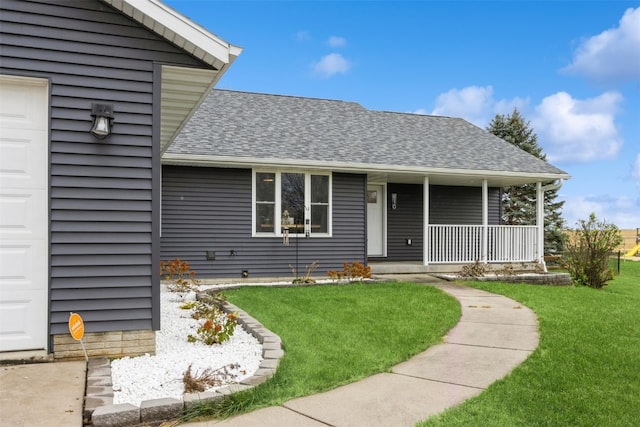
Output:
487 109 565 254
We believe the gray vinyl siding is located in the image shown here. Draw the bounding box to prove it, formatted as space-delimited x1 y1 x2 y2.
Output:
385 184 500 261
0 0 209 339
161 166 366 278
385 184 424 261
430 185 501 225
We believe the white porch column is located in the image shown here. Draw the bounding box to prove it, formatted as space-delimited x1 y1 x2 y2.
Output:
482 179 488 264
536 181 544 264
423 176 429 266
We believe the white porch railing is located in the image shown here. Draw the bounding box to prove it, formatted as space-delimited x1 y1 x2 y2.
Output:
428 225 538 264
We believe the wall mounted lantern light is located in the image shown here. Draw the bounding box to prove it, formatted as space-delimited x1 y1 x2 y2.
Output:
90 103 114 139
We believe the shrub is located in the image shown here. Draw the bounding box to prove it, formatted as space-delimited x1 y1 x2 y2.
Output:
160 258 201 297
187 301 238 345
327 261 371 282
562 213 622 289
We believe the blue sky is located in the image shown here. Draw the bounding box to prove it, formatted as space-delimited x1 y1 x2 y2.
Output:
167 0 640 229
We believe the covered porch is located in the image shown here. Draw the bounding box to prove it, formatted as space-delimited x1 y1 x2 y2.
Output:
366 172 563 273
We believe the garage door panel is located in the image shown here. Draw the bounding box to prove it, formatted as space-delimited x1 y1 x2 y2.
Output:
0 74 48 352
0 189 47 238
0 77 47 130
0 241 47 291
0 129 48 189
0 289 47 351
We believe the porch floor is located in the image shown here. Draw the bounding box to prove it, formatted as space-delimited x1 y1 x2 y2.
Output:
368 261 467 275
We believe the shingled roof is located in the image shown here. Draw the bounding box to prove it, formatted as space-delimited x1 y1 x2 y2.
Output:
164 89 569 186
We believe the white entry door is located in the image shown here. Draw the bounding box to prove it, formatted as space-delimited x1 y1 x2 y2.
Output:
0 75 49 352
367 185 385 257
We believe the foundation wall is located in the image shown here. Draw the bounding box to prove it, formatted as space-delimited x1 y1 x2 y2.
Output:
53 330 156 360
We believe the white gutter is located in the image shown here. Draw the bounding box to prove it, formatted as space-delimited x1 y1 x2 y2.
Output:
161 153 571 182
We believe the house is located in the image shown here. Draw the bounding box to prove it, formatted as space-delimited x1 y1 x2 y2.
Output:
160 90 570 278
0 0 240 358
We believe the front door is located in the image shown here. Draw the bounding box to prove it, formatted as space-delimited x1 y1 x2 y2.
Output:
367 185 384 257
0 75 49 352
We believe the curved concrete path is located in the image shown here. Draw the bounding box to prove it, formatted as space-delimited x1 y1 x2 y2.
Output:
186 279 539 427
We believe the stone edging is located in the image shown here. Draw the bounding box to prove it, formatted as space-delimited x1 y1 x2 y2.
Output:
86 301 283 427
434 272 572 286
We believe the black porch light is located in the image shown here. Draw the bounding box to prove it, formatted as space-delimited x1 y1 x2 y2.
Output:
90 103 114 139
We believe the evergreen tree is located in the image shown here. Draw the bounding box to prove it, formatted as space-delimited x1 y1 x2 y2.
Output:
487 109 565 254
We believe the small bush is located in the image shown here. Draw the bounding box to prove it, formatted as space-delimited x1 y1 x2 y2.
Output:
562 213 622 289
160 258 201 297
187 301 238 345
327 261 372 282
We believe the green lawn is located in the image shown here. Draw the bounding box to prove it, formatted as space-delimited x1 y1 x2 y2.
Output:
420 260 640 427
184 282 460 420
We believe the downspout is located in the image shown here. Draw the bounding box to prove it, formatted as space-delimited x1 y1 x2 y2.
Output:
542 179 564 193
537 179 564 271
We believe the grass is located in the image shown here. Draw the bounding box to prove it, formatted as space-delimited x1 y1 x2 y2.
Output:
183 281 460 420
420 260 640 427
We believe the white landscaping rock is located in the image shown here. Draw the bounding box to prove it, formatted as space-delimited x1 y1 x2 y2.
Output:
110 286 263 406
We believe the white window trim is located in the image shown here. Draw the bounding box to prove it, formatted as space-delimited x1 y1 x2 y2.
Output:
252 170 332 237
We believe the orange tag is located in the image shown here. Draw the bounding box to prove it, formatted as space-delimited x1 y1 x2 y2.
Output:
68 312 85 341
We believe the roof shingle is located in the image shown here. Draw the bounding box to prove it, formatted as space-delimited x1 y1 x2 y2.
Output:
167 89 568 177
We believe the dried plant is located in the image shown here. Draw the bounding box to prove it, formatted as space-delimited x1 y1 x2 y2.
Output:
494 264 516 276
290 260 319 284
160 258 201 298
459 260 489 278
327 261 372 283
182 363 243 393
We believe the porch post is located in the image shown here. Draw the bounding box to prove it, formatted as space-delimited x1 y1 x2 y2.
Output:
482 179 488 264
536 181 544 264
423 176 429 266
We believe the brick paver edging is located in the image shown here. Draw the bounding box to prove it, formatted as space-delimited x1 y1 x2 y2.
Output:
86 300 283 427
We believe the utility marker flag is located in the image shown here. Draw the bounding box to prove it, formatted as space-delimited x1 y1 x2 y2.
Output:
68 312 88 361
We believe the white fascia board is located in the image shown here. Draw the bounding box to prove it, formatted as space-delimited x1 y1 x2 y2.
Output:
161 153 572 182
103 0 242 69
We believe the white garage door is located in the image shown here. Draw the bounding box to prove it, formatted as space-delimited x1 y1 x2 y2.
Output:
0 75 49 352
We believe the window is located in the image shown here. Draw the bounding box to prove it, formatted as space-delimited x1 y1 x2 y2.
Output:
253 171 331 236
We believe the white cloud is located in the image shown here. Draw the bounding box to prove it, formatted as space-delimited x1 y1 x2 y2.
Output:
494 97 530 116
532 91 623 163
327 36 346 47
428 85 529 126
427 86 624 164
430 86 496 126
561 193 639 229
562 7 640 83
312 53 350 78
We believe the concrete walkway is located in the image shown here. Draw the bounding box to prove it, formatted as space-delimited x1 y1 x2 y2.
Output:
0 360 86 426
185 279 539 426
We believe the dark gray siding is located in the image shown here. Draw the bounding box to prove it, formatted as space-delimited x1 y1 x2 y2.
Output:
385 184 500 261
430 185 500 225
161 166 367 278
0 0 209 339
385 184 424 261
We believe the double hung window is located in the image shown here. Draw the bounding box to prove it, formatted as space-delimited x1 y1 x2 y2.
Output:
254 171 331 236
